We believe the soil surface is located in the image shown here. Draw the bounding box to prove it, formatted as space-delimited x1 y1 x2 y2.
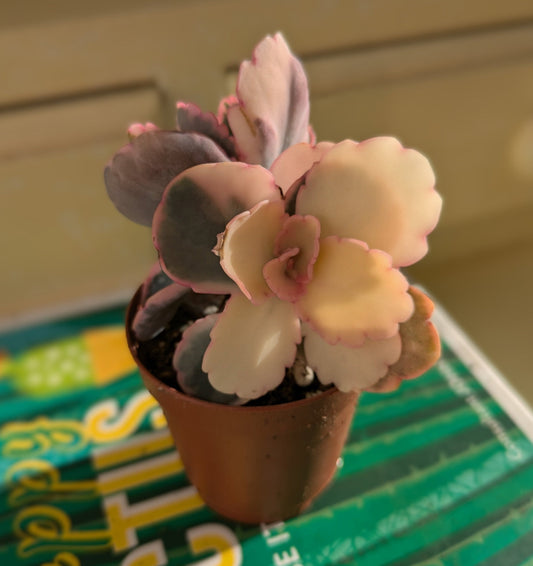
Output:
136 291 331 405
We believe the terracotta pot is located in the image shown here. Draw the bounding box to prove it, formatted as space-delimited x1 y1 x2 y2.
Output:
126 288 359 524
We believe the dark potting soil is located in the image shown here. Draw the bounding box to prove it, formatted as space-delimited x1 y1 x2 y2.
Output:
136 291 331 406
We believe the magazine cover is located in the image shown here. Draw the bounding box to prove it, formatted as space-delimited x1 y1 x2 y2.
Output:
1 300 532 566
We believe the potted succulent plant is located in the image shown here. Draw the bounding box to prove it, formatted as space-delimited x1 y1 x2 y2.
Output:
105 33 442 524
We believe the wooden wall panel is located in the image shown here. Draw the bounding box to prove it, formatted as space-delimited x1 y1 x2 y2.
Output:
311 54 533 259
1 1 532 402
0 90 160 325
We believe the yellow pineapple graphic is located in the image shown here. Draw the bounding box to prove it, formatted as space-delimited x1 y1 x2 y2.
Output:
1 326 136 396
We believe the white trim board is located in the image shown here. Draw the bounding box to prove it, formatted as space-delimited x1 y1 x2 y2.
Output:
432 298 533 444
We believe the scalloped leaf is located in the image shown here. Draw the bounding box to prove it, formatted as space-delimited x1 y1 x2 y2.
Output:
263 248 304 302
173 315 243 404
303 324 402 392
364 374 403 394
270 141 334 194
366 287 441 392
176 101 236 158
296 237 413 347
202 294 301 399
227 33 310 168
153 162 281 293
105 130 229 226
385 286 441 380
220 200 286 303
275 214 320 282
296 138 442 267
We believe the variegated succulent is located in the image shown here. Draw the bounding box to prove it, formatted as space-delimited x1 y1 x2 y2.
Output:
105 33 442 404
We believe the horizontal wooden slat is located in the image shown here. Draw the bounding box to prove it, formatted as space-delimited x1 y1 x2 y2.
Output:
0 0 178 31
0 140 156 322
305 23 533 95
2 0 533 111
311 57 533 234
0 86 160 161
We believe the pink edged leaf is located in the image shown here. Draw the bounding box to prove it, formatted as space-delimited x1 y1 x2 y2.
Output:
384 286 441 380
217 94 239 127
308 125 317 145
176 101 237 158
296 138 442 266
133 283 189 341
227 33 310 168
263 248 305 302
219 200 286 303
270 142 334 194
365 374 403 394
202 294 301 400
303 324 402 392
296 237 414 347
139 261 173 305
153 161 281 294
127 122 158 140
275 214 320 282
284 175 306 216
366 288 440 393
173 315 244 405
133 263 189 340
104 130 229 226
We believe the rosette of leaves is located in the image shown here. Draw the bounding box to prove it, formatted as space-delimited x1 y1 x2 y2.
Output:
105 33 442 405
105 33 311 226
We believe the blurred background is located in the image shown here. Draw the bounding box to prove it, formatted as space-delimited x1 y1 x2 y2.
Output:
1 0 532 403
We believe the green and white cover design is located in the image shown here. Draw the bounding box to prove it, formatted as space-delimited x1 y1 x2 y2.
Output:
0 302 532 566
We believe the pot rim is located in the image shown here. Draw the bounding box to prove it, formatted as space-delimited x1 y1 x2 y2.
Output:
126 286 351 415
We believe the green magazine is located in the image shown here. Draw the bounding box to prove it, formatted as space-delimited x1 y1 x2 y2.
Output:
1 300 532 566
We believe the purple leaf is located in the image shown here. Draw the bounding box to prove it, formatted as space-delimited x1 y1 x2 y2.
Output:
139 262 176 304
133 263 189 340
227 33 310 168
153 161 281 294
176 102 237 159
104 130 229 226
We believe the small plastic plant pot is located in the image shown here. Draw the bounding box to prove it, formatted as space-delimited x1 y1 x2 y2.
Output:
126 288 359 524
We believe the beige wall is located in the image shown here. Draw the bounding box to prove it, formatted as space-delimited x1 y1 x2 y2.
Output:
1 1 533 402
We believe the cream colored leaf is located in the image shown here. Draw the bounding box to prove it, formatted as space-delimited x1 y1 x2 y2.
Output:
270 141 334 194
263 248 305 302
275 214 320 283
220 200 287 304
296 138 442 267
202 294 301 399
296 237 413 347
303 324 402 392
